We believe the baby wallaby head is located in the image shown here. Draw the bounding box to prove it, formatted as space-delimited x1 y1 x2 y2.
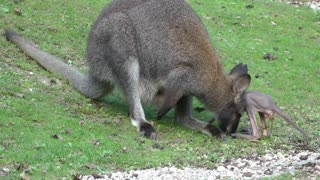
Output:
214 63 250 128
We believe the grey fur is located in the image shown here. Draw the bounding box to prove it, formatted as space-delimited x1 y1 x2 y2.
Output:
4 0 251 139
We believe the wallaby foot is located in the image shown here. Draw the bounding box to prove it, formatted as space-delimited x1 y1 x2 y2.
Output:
174 96 225 139
231 133 260 142
204 124 226 139
139 122 157 140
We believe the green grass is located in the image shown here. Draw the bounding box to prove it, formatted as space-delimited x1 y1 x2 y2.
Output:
1 0 319 179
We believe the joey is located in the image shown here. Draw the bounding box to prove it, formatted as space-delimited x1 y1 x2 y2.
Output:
216 91 309 142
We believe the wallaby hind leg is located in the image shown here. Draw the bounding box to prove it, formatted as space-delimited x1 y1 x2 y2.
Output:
89 13 156 139
116 58 156 139
126 61 156 139
246 108 261 139
175 96 224 138
258 112 270 137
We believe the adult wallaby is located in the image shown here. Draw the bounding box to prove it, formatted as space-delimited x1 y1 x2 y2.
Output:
4 0 251 140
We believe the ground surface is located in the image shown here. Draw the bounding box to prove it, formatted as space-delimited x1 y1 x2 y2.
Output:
82 150 319 179
1 0 319 179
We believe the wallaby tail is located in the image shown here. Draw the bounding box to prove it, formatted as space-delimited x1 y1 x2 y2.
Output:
274 107 309 143
3 29 85 88
3 29 110 99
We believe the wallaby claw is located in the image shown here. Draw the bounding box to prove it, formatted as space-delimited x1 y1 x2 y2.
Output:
231 133 260 142
140 123 157 140
240 128 252 135
204 124 225 139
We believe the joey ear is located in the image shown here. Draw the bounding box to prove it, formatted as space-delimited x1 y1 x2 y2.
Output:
232 74 251 103
229 63 248 80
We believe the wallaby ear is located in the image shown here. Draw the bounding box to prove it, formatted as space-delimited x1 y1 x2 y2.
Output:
232 74 251 103
229 63 248 80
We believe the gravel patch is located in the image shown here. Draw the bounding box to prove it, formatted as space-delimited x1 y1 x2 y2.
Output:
281 0 320 11
82 150 319 180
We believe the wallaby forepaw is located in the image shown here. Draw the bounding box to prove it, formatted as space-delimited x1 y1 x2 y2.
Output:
239 128 252 135
231 133 261 141
140 123 157 140
204 124 225 139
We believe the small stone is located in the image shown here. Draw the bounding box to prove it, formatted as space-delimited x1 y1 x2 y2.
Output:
217 166 227 172
91 173 104 179
107 173 112 178
2 167 9 173
264 168 273 175
299 155 308 160
304 162 316 167
15 93 25 98
132 173 138 178
243 172 253 177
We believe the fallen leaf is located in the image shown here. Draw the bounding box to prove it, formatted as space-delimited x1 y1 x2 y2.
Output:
19 171 30 180
245 4 254 9
103 120 111 125
263 53 277 61
91 139 100 146
85 164 97 169
113 117 121 125
52 134 64 141
15 7 21 16
62 129 71 135
33 119 43 126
